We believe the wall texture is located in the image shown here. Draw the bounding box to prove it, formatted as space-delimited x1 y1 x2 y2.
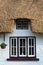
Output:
0 23 43 65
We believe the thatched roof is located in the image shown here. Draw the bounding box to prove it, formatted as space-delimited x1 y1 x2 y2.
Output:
0 19 14 32
0 0 43 33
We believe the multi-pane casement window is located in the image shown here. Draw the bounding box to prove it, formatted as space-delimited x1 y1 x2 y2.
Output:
10 37 36 58
16 19 29 29
19 38 26 57
10 38 17 57
28 38 35 57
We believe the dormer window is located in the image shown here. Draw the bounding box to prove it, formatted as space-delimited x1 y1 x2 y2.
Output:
16 18 30 29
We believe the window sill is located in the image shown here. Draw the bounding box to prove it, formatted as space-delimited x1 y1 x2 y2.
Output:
7 57 39 61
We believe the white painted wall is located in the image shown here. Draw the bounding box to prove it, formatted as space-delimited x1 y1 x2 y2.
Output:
0 24 43 65
0 34 4 43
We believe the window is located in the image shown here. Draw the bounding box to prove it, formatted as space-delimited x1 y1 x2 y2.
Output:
7 37 39 61
10 37 36 58
28 38 35 57
11 38 17 57
19 38 26 57
16 19 28 29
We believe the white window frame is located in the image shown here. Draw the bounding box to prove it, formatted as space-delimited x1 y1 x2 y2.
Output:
28 38 35 57
10 37 36 57
19 38 26 57
11 38 17 57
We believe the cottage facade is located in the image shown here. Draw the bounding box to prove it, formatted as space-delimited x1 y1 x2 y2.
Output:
0 0 43 65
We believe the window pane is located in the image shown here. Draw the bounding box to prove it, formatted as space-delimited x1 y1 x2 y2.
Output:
11 38 17 56
14 39 16 46
23 25 28 29
12 48 13 55
23 39 25 46
20 48 22 55
29 39 31 46
16 21 22 29
17 25 22 29
12 39 13 46
23 47 25 55
23 21 28 29
20 39 22 46
29 47 31 55
23 21 28 25
32 47 34 55
32 39 34 46
19 38 26 56
14 47 16 55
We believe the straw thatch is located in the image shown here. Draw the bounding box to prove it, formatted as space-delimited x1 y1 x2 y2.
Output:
0 20 14 32
31 19 43 33
0 0 43 33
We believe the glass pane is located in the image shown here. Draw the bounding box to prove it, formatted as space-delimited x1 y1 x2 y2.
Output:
29 47 31 55
23 21 28 29
12 39 13 46
23 39 25 46
14 39 16 46
20 48 22 55
12 48 13 55
32 39 34 46
14 47 16 55
16 21 22 29
32 47 34 55
17 25 22 28
23 47 25 55
23 21 28 25
29 39 31 46
20 39 22 46
23 26 28 29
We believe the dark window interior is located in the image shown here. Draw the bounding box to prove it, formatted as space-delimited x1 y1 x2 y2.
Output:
32 47 34 55
20 38 26 55
16 19 30 29
29 38 35 55
29 47 31 55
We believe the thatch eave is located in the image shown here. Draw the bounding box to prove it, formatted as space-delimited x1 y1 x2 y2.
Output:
0 19 14 33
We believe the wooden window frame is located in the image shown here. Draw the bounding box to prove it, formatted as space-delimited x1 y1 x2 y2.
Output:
7 36 39 61
16 19 29 29
28 38 35 57
10 38 17 57
19 38 26 57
